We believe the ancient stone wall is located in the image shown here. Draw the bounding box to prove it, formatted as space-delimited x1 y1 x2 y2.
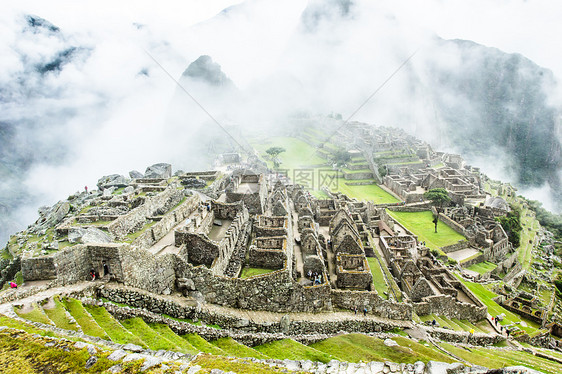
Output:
440 240 469 254
108 187 186 239
21 255 57 281
132 194 199 248
413 294 487 323
436 213 467 236
119 247 176 294
330 290 412 320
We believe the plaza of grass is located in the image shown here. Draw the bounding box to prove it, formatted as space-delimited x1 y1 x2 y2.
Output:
251 136 399 204
4 297 562 373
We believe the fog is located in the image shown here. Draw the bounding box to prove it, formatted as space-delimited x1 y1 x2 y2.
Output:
1 0 561 244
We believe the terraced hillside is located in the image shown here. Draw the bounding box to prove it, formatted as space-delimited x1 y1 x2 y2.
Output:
3 297 562 373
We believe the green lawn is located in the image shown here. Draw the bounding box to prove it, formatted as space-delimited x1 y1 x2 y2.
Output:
84 305 145 347
454 276 540 334
211 337 269 359
42 297 79 331
62 298 109 339
252 136 398 204
120 317 177 351
467 261 497 274
367 257 389 298
309 334 456 364
387 210 466 252
336 183 399 204
240 267 275 278
440 342 562 374
148 323 199 354
254 339 336 363
14 303 53 326
252 136 326 171
182 334 225 355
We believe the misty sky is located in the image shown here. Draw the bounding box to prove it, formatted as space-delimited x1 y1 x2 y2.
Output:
1 0 561 239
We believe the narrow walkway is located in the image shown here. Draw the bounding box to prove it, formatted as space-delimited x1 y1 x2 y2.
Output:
0 282 413 330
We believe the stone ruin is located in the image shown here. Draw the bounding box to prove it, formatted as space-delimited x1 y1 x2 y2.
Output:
11 159 495 324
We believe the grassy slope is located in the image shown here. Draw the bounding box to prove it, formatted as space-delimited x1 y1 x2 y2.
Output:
367 257 389 297
254 339 336 363
240 267 274 278
252 136 399 203
440 342 562 374
120 317 177 351
191 354 295 374
387 210 466 252
337 183 399 204
14 304 53 326
310 334 456 364
454 276 539 334
42 297 79 331
211 337 269 359
0 330 115 374
62 298 109 340
467 261 497 274
84 305 145 347
148 323 199 354
182 334 226 355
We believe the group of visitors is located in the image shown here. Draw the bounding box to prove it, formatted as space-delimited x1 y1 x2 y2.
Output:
306 270 322 285
491 315 510 336
353 306 368 316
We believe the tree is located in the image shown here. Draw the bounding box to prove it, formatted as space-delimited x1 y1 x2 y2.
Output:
495 206 522 248
332 149 351 166
424 188 451 233
265 147 285 168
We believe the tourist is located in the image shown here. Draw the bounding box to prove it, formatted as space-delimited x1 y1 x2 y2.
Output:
354 306 358 315
9 282 17 289
432 319 436 327
84 185 88 194
363 307 367 316
90 269 96 281
469 328 474 335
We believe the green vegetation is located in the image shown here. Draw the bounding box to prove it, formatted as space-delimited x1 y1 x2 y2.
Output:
42 297 79 331
14 303 53 326
211 337 269 359
424 188 451 209
182 334 225 355
120 317 176 351
254 339 336 363
84 305 145 346
467 261 497 274
524 198 562 241
367 257 389 297
496 206 522 247
440 342 562 374
191 354 291 374
454 277 539 334
336 183 399 204
0 329 115 374
240 267 274 278
0 315 50 336
387 210 466 253
61 298 109 339
124 220 157 243
309 334 456 364
147 323 199 354
419 314 490 333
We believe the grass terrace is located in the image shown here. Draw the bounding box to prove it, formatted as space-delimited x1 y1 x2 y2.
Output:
367 257 389 298
240 267 275 278
254 339 335 363
454 276 540 334
467 261 497 274
387 210 466 253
